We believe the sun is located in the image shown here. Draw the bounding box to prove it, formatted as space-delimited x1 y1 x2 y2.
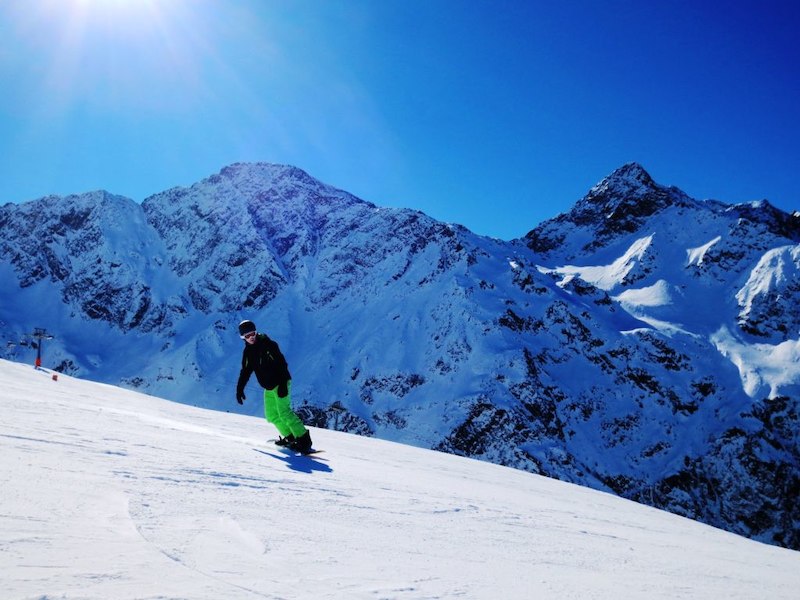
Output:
72 0 161 11
6 0 211 114
68 0 174 32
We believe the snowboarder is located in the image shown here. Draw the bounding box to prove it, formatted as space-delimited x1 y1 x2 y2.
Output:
235 319 313 453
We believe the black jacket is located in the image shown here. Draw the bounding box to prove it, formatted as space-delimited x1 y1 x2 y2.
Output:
237 333 291 395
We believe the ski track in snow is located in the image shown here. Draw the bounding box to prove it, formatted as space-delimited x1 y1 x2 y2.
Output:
1 359 799 599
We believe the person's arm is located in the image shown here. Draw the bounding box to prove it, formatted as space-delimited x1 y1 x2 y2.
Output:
236 351 253 404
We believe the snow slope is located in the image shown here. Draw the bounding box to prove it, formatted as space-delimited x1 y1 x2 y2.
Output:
2 358 798 600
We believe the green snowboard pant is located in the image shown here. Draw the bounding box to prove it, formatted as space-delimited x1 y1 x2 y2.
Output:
263 381 307 438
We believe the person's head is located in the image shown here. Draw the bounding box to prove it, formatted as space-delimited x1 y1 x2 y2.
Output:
238 320 257 344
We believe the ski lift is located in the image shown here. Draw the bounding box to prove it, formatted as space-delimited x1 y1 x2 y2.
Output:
31 328 55 368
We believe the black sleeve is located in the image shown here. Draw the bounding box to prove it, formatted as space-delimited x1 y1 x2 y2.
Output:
236 349 253 396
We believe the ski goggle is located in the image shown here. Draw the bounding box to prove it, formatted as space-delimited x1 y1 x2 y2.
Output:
240 331 257 340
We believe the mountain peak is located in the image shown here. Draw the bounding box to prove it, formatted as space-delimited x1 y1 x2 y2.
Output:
575 162 696 224
217 162 312 182
194 162 320 194
524 163 694 257
587 162 657 201
198 162 368 210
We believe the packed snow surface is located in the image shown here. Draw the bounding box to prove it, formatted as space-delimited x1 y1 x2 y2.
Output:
1 359 798 599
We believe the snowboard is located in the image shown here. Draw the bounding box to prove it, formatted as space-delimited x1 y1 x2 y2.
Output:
268 439 324 456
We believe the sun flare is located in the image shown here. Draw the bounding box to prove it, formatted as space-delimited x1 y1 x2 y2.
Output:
6 0 212 114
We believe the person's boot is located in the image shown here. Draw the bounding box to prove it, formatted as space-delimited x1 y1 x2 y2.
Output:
275 435 295 447
290 430 312 453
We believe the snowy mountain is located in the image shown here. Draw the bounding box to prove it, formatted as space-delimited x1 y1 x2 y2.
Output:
2 359 798 599
1 162 798 551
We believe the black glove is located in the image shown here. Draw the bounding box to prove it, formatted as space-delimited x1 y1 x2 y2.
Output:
236 389 246 404
277 381 288 398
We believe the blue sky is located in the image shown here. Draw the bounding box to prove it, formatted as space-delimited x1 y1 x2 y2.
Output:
1 0 797 239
